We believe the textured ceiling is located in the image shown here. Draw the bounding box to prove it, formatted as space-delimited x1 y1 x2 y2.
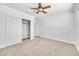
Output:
0 3 73 17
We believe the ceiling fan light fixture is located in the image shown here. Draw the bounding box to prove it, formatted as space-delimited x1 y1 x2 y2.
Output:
39 8 43 12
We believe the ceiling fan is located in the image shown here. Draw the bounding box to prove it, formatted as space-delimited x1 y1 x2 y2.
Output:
31 3 51 14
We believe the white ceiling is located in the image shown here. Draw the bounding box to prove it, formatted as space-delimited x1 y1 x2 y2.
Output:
0 3 73 17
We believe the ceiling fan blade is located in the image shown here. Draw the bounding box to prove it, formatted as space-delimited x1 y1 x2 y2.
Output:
31 8 38 9
42 10 47 14
43 5 51 9
36 11 39 14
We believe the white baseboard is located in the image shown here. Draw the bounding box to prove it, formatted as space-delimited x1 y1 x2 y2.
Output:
6 40 22 47
0 45 7 49
30 36 34 40
39 35 74 45
0 40 22 49
39 35 79 52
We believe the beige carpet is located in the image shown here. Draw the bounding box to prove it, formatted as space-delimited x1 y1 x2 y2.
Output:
0 37 79 56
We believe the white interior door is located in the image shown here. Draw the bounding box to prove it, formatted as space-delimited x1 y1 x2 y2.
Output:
22 20 30 39
0 13 5 48
6 15 22 46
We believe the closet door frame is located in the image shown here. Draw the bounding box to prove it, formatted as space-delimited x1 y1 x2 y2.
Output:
22 19 30 40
